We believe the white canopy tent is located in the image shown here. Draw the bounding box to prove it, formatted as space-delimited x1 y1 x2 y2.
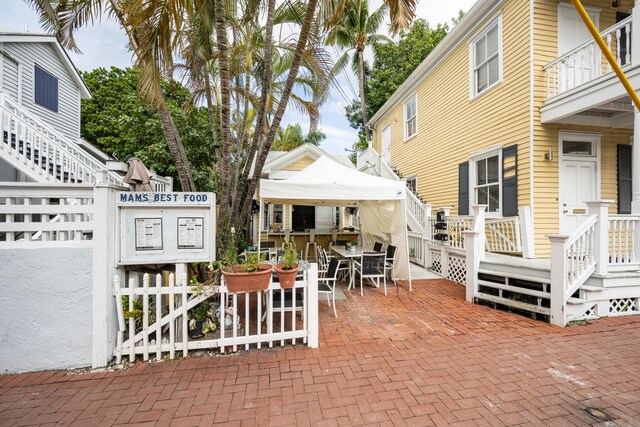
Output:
259 156 412 290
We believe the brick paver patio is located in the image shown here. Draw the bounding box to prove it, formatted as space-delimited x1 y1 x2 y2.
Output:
2 279 640 426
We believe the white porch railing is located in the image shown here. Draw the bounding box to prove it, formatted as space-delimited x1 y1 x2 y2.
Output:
544 16 632 98
608 215 640 268
113 265 319 363
408 230 425 266
486 216 522 254
0 183 95 242
151 174 174 192
0 94 122 185
378 156 426 232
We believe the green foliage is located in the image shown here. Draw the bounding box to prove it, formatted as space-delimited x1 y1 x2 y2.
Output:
304 131 326 146
80 67 216 191
122 295 156 330
344 100 366 136
343 18 454 134
282 240 298 270
349 134 369 164
241 251 267 273
273 124 305 151
368 19 450 117
188 299 218 335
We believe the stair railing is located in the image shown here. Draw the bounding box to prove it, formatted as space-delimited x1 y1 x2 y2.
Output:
378 158 426 231
1 94 122 185
549 213 598 327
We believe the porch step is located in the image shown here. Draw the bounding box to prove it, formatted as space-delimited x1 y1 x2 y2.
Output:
475 292 551 316
567 296 588 305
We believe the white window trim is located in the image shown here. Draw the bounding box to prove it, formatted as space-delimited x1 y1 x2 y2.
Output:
469 146 502 217
468 14 503 100
404 93 418 141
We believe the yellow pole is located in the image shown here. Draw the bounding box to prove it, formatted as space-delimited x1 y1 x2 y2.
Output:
571 0 640 110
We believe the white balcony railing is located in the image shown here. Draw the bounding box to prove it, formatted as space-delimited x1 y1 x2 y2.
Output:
544 16 632 98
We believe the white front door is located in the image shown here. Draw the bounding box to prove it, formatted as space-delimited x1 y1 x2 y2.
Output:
381 125 391 164
557 4 600 90
559 133 600 234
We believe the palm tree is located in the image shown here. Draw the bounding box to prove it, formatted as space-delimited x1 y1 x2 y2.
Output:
27 0 416 248
28 0 197 191
273 124 305 151
328 0 390 142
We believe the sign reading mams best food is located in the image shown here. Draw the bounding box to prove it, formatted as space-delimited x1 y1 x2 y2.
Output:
117 192 216 265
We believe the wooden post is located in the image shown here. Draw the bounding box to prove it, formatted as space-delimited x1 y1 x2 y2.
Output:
463 231 480 303
440 245 449 279
519 206 536 258
586 201 611 275
471 205 486 260
307 263 319 348
548 234 570 327
91 184 122 368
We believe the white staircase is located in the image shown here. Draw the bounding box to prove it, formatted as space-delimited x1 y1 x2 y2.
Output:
0 94 122 185
357 147 426 234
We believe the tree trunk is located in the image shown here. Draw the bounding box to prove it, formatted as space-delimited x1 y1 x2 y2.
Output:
235 0 320 232
157 102 196 192
203 70 220 158
358 49 370 142
214 0 233 247
228 0 277 246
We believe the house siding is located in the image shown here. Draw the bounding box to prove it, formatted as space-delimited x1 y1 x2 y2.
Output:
532 0 634 255
1 51 19 102
2 41 81 142
373 0 531 218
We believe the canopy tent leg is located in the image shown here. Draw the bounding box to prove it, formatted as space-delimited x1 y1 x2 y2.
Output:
402 198 412 292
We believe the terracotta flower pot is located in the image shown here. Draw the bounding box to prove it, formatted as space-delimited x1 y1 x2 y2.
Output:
222 263 273 293
274 262 300 289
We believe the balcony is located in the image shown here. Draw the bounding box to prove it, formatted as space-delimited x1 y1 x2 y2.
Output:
540 14 640 125
544 15 631 99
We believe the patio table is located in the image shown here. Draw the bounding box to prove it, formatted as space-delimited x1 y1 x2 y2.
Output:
330 245 366 290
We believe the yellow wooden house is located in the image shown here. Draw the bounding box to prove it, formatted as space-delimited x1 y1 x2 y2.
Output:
358 0 640 325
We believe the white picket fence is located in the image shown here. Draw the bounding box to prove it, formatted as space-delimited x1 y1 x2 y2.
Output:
113 265 319 363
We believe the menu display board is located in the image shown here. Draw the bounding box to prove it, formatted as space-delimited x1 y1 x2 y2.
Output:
117 192 215 265
135 218 163 251
177 217 204 249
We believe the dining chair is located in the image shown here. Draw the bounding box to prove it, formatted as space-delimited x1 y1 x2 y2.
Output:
384 245 397 295
318 258 341 317
323 247 350 283
353 252 386 296
373 241 383 252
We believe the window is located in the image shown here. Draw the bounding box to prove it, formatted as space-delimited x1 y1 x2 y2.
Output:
404 95 417 139
471 17 502 97
34 65 59 112
406 176 417 196
562 140 593 156
475 154 500 213
292 205 315 231
334 207 341 228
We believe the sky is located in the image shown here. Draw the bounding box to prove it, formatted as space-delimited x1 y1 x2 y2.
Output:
0 0 477 155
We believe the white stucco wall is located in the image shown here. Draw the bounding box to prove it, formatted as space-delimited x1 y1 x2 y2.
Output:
0 246 92 373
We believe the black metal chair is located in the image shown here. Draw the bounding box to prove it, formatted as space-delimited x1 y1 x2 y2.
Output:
318 258 341 317
384 245 397 295
373 242 383 252
353 252 386 296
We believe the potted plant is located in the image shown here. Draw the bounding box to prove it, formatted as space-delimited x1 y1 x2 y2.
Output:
221 250 273 293
188 299 218 339
274 240 300 289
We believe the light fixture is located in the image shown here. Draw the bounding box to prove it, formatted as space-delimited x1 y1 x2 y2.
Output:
612 0 621 8
544 150 554 161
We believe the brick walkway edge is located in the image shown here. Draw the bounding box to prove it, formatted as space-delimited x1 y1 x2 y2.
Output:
2 279 640 426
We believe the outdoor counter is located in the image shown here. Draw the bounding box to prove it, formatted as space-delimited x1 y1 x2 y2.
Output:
260 230 359 251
